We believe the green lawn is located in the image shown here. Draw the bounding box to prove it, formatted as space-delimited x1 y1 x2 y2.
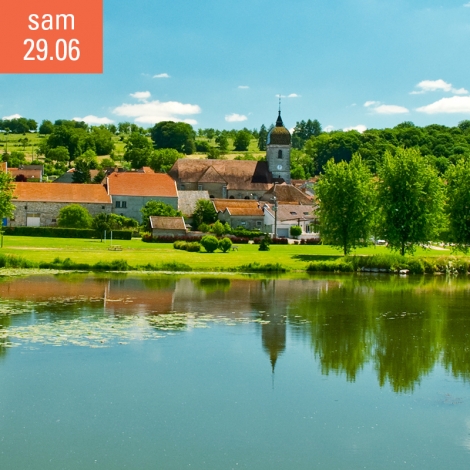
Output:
0 236 454 272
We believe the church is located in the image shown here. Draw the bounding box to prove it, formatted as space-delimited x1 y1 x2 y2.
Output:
168 111 292 200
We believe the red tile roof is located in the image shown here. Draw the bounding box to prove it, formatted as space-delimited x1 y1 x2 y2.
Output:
13 182 111 204
107 172 177 197
213 199 264 216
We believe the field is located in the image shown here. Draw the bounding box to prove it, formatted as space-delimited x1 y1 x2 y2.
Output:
0 235 455 272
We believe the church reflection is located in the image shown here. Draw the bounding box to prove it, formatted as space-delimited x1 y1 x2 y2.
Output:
1 274 470 392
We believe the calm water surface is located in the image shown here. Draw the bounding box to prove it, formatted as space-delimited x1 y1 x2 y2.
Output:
0 273 469 469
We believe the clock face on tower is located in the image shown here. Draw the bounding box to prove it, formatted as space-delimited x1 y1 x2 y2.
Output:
277 164 283 170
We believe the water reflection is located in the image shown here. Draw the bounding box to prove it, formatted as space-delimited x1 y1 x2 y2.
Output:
1 273 470 392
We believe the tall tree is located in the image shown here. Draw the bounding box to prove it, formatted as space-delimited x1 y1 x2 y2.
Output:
0 172 16 223
149 148 183 173
258 125 268 151
123 132 153 169
233 130 251 151
150 121 196 155
140 201 182 230
316 155 376 255
377 148 445 256
192 199 217 229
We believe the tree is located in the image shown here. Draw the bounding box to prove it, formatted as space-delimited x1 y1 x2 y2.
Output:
192 199 217 228
316 154 376 255
292 119 322 149
123 132 153 169
57 204 93 228
233 130 251 151
218 237 232 252
39 120 54 135
47 146 70 162
377 148 445 256
215 133 229 153
0 172 16 223
290 225 302 238
149 148 183 173
92 213 112 241
201 235 219 253
258 125 268 151
211 220 225 237
140 201 182 230
150 121 196 155
91 126 115 155
445 159 470 252
72 150 98 183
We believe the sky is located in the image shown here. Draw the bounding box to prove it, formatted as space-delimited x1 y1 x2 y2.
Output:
2 0 470 133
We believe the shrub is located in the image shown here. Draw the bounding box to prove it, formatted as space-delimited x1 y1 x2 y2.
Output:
290 225 302 238
186 242 201 252
259 235 271 251
306 260 354 272
218 237 232 253
201 235 219 253
211 220 226 237
58 204 93 228
238 262 287 272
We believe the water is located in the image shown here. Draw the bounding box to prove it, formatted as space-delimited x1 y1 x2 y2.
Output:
0 273 469 469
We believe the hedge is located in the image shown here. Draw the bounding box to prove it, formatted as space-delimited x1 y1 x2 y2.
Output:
3 226 132 240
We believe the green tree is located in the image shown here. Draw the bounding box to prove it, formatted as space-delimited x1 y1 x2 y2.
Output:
290 225 302 238
92 213 112 241
149 148 183 173
57 204 93 228
211 220 225 237
218 237 232 252
91 126 115 155
123 132 153 169
258 125 268 151
316 155 376 255
47 146 70 162
445 159 470 252
150 121 196 155
233 130 251 151
0 172 16 223
377 148 445 256
72 150 99 183
201 235 219 253
215 133 229 153
39 120 54 135
192 199 217 228
140 201 181 230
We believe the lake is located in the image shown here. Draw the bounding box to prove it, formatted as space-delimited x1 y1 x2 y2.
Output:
0 273 469 469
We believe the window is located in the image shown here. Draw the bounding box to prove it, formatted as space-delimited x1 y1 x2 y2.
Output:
181 184 185 190
256 221 262 227
102 206 105 209
121 201 127 209
278 150 283 159
290 211 297 215
51 218 56 223
198 184 203 191
115 201 121 208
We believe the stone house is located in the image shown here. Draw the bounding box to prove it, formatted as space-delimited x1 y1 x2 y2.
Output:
10 182 112 227
106 172 178 223
213 199 265 230
177 190 210 225
150 216 187 237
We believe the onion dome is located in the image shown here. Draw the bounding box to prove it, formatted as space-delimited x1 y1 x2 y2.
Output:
267 111 291 145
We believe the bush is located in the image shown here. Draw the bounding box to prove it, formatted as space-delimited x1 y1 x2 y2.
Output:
3 226 132 239
201 235 219 253
290 225 302 238
232 227 263 239
259 235 271 251
306 260 354 272
238 262 287 273
211 220 226 237
58 204 93 228
218 237 232 253
186 242 201 252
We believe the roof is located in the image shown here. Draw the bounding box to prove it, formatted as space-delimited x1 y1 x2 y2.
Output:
267 112 291 145
13 182 112 204
178 190 210 216
150 216 186 231
107 172 177 197
213 199 264 217
272 204 317 222
169 159 273 191
259 183 312 205
8 168 42 179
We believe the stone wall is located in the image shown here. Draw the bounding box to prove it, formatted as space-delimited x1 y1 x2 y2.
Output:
111 196 178 223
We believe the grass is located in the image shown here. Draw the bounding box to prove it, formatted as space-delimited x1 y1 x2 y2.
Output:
0 235 459 273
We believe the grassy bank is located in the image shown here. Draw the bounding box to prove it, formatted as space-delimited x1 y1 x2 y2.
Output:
0 235 466 274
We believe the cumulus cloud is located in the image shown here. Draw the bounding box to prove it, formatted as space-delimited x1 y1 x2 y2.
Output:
225 113 248 122
2 113 21 120
288 93 300 98
238 85 249 89
324 125 335 132
364 101 409 114
343 125 367 133
464 2 470 6
410 79 468 95
153 73 170 78
112 100 201 125
73 115 114 125
416 96 470 114
130 91 151 101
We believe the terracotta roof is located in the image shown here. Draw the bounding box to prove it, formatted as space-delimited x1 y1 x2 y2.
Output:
8 169 42 179
178 190 210 216
150 216 186 231
259 183 312 204
107 172 177 197
213 199 264 217
141 167 155 173
13 182 111 204
169 159 273 191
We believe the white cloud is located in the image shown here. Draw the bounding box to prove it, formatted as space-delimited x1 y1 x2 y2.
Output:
324 125 335 132
73 115 114 125
130 91 151 101
153 73 170 78
238 85 249 89
343 125 367 133
411 79 468 95
416 96 470 114
112 100 201 125
288 93 300 98
225 113 248 122
464 2 470 6
365 101 409 114
2 113 21 120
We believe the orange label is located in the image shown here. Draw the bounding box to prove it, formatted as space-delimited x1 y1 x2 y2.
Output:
1 0 103 74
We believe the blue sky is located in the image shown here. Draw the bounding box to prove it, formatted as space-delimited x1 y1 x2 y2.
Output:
2 0 470 132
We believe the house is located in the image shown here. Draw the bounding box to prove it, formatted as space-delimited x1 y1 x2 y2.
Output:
150 216 187 237
259 182 313 205
263 203 318 238
106 172 178 223
178 190 210 225
10 182 112 227
168 111 292 199
8 164 44 182
213 199 265 230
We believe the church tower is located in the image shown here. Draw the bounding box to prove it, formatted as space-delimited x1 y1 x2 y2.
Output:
266 111 291 184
